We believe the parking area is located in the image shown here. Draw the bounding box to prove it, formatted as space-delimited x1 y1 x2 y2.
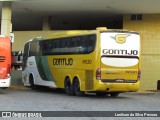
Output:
0 87 160 111
0 87 160 119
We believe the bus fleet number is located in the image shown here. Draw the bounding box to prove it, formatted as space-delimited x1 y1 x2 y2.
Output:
83 60 92 64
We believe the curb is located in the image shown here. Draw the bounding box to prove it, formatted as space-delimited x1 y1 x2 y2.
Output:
7 86 160 94
8 86 29 90
137 90 160 94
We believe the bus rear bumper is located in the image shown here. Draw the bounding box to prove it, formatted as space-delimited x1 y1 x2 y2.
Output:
95 81 140 92
0 76 11 88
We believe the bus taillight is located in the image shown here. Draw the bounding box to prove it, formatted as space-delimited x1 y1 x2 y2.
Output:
138 70 141 80
5 64 11 79
7 64 11 73
96 68 101 80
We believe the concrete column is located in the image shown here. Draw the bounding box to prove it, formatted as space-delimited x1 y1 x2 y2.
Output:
42 16 51 30
1 1 12 36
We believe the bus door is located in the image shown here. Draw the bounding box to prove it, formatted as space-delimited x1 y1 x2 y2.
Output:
100 32 140 83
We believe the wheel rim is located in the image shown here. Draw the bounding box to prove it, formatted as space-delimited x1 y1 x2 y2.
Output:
65 79 70 94
110 92 119 97
75 79 80 94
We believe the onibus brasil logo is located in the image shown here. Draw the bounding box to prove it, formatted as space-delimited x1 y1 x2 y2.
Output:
111 34 130 44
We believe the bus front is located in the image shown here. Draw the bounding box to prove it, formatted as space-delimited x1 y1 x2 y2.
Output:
97 31 140 93
0 36 11 88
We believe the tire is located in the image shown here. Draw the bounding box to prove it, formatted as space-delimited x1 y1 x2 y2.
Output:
74 78 84 96
157 80 160 90
29 75 39 90
2 87 8 89
110 92 119 97
64 77 75 95
96 92 108 96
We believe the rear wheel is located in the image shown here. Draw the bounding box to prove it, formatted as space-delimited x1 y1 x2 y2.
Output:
110 92 119 97
64 77 75 95
2 87 8 89
74 78 84 96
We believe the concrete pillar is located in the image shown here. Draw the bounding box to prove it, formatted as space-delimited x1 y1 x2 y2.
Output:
1 1 12 36
42 16 51 30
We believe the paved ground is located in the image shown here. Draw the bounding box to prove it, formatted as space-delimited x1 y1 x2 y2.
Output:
0 87 160 120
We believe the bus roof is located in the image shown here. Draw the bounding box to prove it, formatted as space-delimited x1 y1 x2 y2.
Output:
45 30 97 39
30 27 138 42
45 27 138 39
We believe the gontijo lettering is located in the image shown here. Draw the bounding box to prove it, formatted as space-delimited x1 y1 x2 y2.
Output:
103 49 138 56
53 58 73 66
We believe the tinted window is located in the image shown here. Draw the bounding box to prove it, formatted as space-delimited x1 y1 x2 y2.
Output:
32 34 96 56
29 41 40 56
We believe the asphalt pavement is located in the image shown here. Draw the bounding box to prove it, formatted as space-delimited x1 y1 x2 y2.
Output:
0 87 160 120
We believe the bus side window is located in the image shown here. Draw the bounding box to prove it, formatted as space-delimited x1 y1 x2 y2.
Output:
52 40 60 55
81 36 88 54
39 41 43 55
87 35 95 52
70 38 76 54
41 41 49 55
47 40 52 55
22 42 30 70
64 38 69 48
74 37 81 54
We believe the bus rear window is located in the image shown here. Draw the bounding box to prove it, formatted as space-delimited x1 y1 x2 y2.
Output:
101 56 139 67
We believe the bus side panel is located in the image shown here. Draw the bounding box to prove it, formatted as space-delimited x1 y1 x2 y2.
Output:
48 53 96 90
23 56 57 88
0 36 11 88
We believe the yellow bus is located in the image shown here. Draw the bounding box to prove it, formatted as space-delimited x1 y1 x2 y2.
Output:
22 27 141 97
